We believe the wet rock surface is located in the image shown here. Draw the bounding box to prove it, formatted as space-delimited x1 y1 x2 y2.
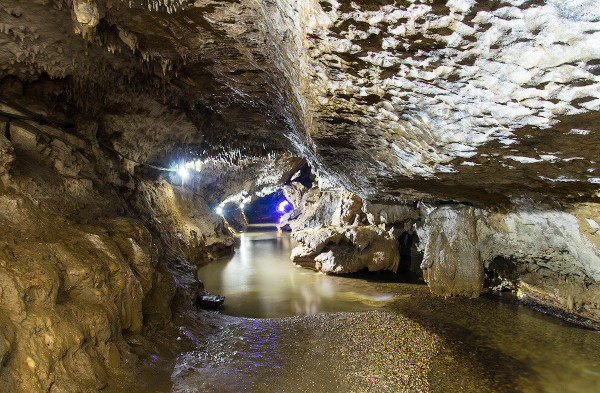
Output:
132 179 234 265
477 204 600 324
417 205 483 298
286 186 600 325
1 0 600 391
0 0 599 203
292 225 400 274
0 211 162 392
0 95 236 391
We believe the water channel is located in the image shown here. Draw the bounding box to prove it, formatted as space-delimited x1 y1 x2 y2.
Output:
170 225 600 392
197 225 391 318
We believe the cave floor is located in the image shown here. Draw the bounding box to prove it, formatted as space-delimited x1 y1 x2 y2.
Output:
134 229 600 393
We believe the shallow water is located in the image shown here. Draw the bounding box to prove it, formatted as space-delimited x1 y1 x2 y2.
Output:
197 225 394 318
184 226 600 393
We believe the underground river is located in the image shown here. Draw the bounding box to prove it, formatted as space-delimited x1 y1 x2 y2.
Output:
167 226 600 393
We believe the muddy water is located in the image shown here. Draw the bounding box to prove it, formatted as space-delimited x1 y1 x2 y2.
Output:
176 227 600 393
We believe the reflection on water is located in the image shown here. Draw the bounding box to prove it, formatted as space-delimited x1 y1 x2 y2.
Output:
186 226 600 393
197 226 393 317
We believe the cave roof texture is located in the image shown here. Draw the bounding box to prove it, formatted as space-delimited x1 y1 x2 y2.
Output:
1 0 599 207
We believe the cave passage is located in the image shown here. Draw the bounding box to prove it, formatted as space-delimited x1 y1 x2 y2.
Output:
242 191 290 224
189 224 600 393
197 224 392 318
3 0 600 392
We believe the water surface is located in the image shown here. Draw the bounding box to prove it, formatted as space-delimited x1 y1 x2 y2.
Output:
197 225 395 317
187 226 600 393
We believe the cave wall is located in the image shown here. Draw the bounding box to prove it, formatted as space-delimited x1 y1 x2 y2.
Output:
0 94 235 391
417 205 483 298
477 205 600 323
131 179 234 264
285 180 600 324
4 0 598 207
0 3 599 388
286 182 415 274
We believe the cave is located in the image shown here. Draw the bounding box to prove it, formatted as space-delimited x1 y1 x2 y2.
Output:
243 190 288 224
1 1 600 392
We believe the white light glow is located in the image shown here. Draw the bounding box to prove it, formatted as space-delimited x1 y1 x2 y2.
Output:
170 159 202 184
216 206 223 215
277 200 291 213
239 203 245 209
176 167 189 180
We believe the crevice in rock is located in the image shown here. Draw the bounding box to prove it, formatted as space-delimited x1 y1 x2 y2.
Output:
397 231 423 280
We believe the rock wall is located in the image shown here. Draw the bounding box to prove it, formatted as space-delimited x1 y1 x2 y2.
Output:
0 98 235 391
288 184 418 275
131 179 234 265
292 225 399 274
0 0 599 379
285 181 600 324
281 186 341 231
0 204 169 392
281 184 365 231
477 204 600 324
416 205 483 298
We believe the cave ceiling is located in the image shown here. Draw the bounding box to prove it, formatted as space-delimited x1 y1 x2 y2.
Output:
1 0 599 207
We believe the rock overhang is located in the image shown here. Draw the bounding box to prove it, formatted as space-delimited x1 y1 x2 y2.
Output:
0 0 599 207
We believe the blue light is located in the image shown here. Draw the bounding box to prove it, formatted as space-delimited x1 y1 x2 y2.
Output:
277 200 291 213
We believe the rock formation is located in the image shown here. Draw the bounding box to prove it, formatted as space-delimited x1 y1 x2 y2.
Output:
292 225 400 274
0 95 242 390
477 205 600 324
1 0 600 389
286 185 600 323
417 205 483 298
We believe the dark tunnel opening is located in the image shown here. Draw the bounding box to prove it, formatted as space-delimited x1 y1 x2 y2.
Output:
243 190 290 224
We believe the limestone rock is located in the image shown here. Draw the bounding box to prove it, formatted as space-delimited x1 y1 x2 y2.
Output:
73 0 100 27
290 245 319 268
284 186 342 231
477 204 600 322
0 206 168 391
133 180 234 265
222 206 247 233
0 0 600 386
0 0 599 203
282 182 307 211
0 132 14 179
0 318 14 369
417 206 483 298
292 225 399 274
72 0 102 38
283 186 364 230
0 98 233 391
332 190 364 226
363 202 420 228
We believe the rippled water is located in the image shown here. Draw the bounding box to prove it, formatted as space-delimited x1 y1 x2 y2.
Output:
177 226 600 393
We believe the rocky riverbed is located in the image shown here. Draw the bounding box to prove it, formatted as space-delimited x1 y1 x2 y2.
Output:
156 279 600 393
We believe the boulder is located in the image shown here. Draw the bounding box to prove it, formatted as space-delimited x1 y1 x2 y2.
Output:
291 225 399 274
